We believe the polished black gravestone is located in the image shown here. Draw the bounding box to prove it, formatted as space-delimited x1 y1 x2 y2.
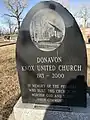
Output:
16 1 87 107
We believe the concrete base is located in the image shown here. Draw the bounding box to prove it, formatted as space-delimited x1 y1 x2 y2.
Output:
13 96 90 120
8 112 15 120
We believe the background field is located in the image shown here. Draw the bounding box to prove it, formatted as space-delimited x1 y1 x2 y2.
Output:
0 45 20 120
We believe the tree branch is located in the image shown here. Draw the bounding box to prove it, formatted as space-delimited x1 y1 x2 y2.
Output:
19 7 24 16
4 0 27 31
4 14 16 18
7 1 16 13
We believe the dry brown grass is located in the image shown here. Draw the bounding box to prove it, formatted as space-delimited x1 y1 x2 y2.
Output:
0 45 20 120
87 48 90 86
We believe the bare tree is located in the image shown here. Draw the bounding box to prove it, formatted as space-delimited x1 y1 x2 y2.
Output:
4 0 27 31
0 29 2 36
2 16 18 34
75 5 90 27
4 17 14 34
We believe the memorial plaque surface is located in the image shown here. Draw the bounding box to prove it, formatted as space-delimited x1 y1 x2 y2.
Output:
16 1 87 107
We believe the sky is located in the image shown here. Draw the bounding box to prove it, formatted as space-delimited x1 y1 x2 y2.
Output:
0 0 90 29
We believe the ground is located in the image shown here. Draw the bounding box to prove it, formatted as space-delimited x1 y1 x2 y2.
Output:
0 44 20 120
0 44 90 120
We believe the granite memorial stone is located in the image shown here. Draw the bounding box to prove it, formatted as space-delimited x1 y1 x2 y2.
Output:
16 1 87 107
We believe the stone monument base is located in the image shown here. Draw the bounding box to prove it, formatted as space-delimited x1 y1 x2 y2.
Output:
13 96 90 120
